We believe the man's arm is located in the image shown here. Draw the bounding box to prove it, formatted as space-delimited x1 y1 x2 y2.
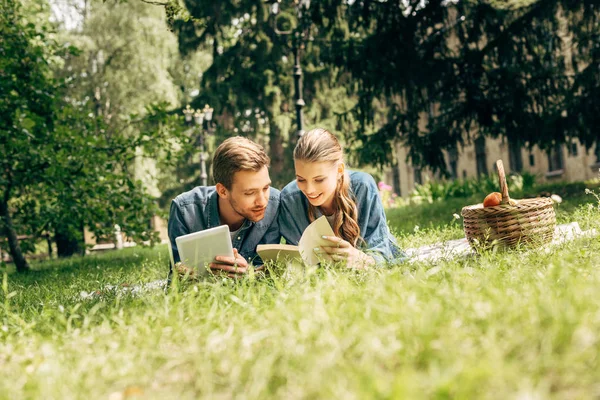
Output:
167 200 188 264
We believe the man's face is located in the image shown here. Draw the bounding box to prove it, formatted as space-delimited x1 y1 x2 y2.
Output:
224 166 271 222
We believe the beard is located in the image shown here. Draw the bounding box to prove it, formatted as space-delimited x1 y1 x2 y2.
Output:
228 197 266 223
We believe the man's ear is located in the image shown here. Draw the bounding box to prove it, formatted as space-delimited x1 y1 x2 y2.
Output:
215 182 229 198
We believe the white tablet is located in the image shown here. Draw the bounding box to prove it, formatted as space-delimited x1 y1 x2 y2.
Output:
175 225 234 277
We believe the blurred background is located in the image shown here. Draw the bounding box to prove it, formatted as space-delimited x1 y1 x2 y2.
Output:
1 0 598 271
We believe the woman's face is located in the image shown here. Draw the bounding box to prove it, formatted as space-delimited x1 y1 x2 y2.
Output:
294 160 343 214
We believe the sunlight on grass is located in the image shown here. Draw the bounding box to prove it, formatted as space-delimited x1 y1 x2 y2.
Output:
0 199 599 399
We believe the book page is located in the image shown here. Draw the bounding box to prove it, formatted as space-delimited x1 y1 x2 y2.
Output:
298 216 336 266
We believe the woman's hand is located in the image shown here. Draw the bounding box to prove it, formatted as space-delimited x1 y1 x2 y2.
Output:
318 236 375 270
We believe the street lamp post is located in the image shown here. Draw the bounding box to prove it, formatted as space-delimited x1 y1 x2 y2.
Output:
183 104 215 187
266 0 311 138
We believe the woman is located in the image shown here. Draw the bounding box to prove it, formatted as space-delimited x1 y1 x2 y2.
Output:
279 128 406 268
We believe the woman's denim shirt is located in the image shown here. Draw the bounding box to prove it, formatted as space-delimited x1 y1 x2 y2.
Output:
168 186 281 266
278 171 406 265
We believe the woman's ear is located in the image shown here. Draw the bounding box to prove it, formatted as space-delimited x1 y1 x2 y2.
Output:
337 162 345 177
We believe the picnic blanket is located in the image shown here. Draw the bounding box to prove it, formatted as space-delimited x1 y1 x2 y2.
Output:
405 222 598 264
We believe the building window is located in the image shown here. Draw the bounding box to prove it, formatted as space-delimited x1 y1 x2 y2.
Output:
392 162 401 196
509 141 523 172
413 167 422 185
529 153 535 166
448 148 458 179
547 144 564 172
569 142 578 157
475 137 488 176
462 170 467 179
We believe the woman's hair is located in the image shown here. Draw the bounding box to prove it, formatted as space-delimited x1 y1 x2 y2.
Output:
294 128 362 247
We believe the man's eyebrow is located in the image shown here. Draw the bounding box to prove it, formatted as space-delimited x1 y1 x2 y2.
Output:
244 182 271 192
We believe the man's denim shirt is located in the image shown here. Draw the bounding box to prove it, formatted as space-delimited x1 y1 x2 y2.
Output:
168 186 281 266
278 171 406 265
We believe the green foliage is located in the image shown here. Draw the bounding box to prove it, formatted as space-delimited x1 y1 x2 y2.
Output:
313 0 600 172
167 0 599 178
397 171 600 209
0 0 188 268
528 180 600 198
405 172 537 205
170 1 294 185
168 0 363 186
0 0 56 193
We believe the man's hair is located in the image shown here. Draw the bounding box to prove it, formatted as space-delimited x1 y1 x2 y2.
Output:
212 136 270 189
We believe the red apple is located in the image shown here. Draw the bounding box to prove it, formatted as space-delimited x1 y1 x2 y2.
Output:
483 192 502 207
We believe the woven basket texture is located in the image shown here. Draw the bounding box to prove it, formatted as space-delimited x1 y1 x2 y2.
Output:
461 198 556 248
461 160 556 249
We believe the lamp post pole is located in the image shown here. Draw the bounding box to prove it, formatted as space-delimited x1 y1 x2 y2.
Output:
184 104 214 187
267 0 311 138
200 104 214 186
193 109 208 187
292 32 305 138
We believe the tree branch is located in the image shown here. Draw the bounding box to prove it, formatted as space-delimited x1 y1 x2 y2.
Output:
139 0 168 6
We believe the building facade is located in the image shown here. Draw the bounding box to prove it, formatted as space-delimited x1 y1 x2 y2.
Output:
386 138 600 198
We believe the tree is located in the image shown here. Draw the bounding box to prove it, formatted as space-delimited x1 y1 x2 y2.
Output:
47 0 187 255
152 0 364 187
0 0 59 271
165 1 292 186
312 0 599 172
0 0 185 271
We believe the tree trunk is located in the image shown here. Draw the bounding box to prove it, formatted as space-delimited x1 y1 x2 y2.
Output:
55 224 84 258
0 199 30 272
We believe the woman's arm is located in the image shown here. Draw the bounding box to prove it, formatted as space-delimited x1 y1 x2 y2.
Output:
277 192 309 245
355 174 407 264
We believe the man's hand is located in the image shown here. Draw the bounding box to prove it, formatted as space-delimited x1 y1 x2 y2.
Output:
318 236 375 270
175 249 262 280
174 262 199 280
210 248 251 278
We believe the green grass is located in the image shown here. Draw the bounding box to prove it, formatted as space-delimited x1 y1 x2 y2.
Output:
1 193 599 399
387 190 598 238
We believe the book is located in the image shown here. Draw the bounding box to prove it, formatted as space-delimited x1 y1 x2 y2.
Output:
257 215 336 266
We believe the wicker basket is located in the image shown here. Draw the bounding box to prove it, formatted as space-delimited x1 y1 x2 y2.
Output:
461 160 556 249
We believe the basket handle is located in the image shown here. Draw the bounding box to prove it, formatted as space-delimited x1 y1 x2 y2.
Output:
496 159 511 205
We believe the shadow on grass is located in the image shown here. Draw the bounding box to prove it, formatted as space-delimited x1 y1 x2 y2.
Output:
1 245 170 287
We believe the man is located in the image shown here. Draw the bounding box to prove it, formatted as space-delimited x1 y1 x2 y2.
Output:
168 136 280 279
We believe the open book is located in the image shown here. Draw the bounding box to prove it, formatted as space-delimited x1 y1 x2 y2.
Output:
257 216 335 266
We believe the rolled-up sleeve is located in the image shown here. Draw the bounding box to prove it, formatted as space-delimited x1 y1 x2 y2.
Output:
356 175 407 265
167 200 188 264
